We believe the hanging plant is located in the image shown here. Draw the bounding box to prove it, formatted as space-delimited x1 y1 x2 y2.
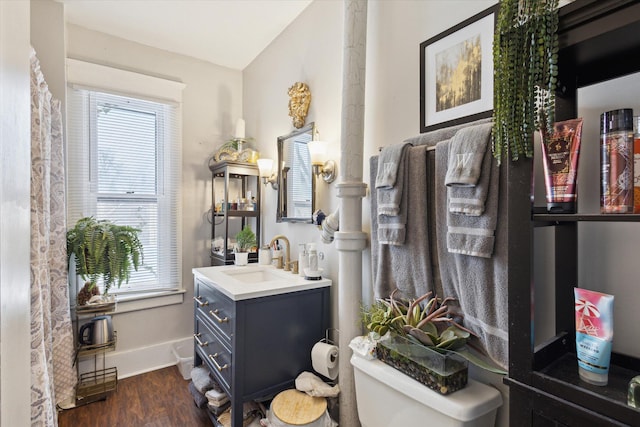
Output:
492 0 559 162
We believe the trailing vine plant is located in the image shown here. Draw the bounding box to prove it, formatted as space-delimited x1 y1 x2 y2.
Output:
492 0 559 162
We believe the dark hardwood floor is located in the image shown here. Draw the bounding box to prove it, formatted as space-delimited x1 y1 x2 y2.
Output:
58 366 212 427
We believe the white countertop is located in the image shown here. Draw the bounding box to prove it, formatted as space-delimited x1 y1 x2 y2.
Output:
192 264 331 301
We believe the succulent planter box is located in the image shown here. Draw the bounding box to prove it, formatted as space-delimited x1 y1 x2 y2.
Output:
376 334 468 395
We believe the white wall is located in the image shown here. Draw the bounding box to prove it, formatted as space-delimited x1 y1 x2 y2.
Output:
244 2 508 425
243 0 344 328
31 0 66 104
244 0 497 343
66 24 244 375
0 1 32 425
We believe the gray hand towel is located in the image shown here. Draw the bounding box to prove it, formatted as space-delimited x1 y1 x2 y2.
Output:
191 365 215 394
377 146 409 244
376 143 410 217
445 122 492 187
370 146 435 299
375 142 412 188
448 127 494 216
441 138 499 258
435 137 508 370
188 381 208 409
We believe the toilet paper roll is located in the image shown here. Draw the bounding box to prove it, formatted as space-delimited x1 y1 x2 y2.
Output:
311 341 339 380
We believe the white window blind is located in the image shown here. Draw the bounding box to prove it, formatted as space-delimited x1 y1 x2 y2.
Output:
66 60 183 295
287 135 313 218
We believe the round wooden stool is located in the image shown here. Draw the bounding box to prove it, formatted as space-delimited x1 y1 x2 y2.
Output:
271 389 327 426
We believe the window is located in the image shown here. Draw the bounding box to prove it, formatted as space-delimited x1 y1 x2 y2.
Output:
66 60 184 295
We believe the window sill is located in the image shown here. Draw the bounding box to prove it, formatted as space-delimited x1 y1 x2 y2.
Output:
111 289 186 314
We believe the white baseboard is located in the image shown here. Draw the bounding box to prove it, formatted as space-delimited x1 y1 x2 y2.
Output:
78 336 193 379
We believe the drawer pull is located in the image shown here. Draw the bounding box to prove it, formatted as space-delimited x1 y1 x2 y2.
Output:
193 296 209 307
209 309 229 323
193 333 209 347
208 353 229 371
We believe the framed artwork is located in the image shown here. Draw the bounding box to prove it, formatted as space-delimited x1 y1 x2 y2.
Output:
420 5 498 133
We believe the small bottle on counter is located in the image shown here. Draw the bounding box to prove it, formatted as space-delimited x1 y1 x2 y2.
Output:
298 243 308 277
307 243 318 272
259 245 272 265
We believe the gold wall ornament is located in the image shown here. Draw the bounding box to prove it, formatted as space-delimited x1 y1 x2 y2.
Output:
288 82 311 129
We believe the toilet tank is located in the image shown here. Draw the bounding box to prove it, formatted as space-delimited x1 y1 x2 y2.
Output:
351 354 502 427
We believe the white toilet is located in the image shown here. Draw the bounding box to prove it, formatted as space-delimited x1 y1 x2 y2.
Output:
351 353 503 427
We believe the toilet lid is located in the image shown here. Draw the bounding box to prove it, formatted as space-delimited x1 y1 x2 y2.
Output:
271 389 327 425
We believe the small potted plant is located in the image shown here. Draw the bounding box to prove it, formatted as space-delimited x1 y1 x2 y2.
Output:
67 216 143 308
234 225 256 266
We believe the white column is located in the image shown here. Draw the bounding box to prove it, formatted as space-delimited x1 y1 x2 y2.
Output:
335 1 367 426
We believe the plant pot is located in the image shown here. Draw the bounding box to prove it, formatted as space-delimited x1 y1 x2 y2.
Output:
376 334 468 395
234 252 249 266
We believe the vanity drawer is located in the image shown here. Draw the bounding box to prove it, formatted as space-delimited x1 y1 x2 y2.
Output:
194 317 232 391
194 278 235 342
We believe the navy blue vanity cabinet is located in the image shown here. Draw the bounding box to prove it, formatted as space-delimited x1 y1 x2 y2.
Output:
192 275 331 427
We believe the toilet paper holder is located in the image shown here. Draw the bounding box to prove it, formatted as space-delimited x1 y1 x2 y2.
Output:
312 328 340 382
321 328 339 346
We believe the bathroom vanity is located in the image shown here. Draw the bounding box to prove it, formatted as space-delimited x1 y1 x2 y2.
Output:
192 265 331 427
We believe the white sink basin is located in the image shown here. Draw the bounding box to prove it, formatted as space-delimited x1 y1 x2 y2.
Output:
193 265 331 301
220 266 290 284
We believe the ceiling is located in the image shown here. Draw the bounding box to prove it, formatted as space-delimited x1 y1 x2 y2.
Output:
59 0 313 70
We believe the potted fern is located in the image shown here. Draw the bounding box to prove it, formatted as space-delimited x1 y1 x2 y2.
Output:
234 225 256 266
67 216 143 307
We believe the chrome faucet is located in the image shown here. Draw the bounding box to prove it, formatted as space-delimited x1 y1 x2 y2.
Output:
269 235 291 271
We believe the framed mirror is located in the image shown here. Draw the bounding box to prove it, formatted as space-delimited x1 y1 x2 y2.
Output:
276 122 315 223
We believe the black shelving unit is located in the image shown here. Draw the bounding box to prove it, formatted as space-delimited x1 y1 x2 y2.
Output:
506 1 640 425
209 160 261 266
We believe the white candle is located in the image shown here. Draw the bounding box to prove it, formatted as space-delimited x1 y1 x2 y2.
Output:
235 118 245 139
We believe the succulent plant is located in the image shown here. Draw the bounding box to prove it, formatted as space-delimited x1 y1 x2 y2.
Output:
363 290 507 375
363 290 475 350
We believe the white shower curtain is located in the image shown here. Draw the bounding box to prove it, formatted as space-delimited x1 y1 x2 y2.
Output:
30 48 77 426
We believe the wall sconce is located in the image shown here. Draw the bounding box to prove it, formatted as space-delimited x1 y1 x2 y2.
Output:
257 158 278 189
307 140 336 184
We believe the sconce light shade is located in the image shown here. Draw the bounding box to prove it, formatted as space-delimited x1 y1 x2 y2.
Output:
307 140 327 165
257 158 278 189
257 158 274 177
307 140 336 184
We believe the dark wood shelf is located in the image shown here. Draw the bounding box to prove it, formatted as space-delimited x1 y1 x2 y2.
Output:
508 1 640 424
209 160 261 267
523 334 640 425
533 210 640 225
213 210 259 218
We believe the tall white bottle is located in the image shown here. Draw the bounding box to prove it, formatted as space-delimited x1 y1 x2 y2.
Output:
298 243 308 277
307 243 318 273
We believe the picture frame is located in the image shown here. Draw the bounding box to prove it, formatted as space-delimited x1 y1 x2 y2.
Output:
420 5 498 133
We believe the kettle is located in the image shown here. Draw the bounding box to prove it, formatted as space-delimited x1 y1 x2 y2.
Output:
79 315 114 345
